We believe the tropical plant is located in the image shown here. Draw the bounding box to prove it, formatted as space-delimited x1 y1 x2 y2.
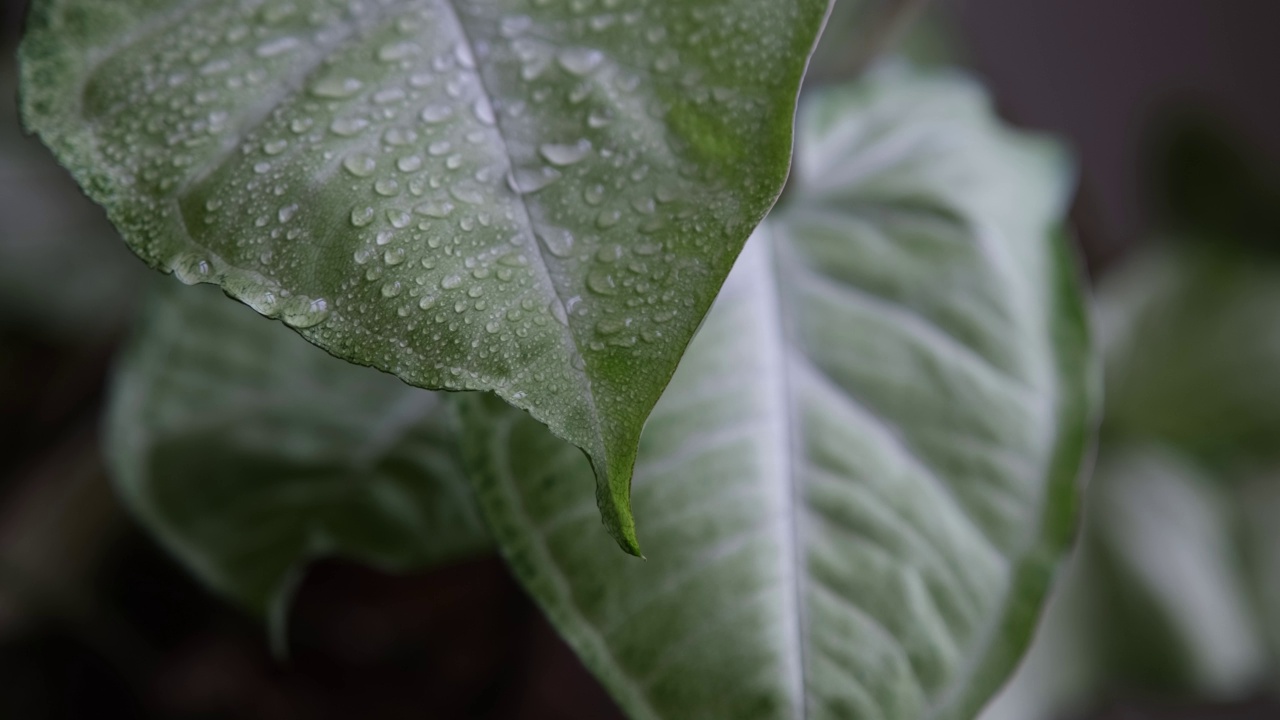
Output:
15 1 1096 717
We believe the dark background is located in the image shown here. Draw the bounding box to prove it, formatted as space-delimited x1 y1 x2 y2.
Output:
2 1 1279 718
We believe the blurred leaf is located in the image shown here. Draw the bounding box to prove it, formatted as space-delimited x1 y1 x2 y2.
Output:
0 65 142 339
1235 474 1280 677
1100 245 1280 462
21 0 831 553
462 69 1094 720
1088 447 1267 694
982 446 1268 720
806 0 964 85
106 281 490 630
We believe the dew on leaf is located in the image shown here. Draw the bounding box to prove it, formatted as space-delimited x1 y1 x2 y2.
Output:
539 140 592 166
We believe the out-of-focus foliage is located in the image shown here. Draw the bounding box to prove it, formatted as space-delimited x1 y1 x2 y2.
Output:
983 118 1280 719
0 66 142 340
107 281 490 634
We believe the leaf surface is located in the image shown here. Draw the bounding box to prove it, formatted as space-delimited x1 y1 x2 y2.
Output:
462 68 1095 719
21 0 830 551
108 281 490 627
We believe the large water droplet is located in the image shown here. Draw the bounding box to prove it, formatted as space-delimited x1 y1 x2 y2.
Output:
330 116 369 136
311 76 363 98
343 154 377 177
378 41 421 62
282 297 330 329
539 140 592 166
172 254 212 285
421 104 453 123
508 167 561 194
558 48 605 76
256 36 301 58
587 268 618 295
472 99 496 126
415 200 455 218
535 227 575 258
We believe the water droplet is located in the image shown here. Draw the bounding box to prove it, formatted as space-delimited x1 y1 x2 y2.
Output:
415 200 455 218
549 299 569 326
374 178 401 196
311 77 363 98
441 274 463 290
256 36 301 58
397 155 423 172
584 184 606 205
539 140 592 166
587 268 618 295
472 99 496 126
378 41 421 61
351 206 375 226
596 244 623 263
535 227 575 258
587 108 614 128
172 254 212 285
330 116 369 136
421 104 453 123
596 318 627 335
596 209 621 228
382 280 403 297
343 154 377 177
508 167 561 194
450 186 485 204
373 87 407 104
282 297 330 328
263 139 289 155
454 42 476 69
558 48 604 75
277 203 298 223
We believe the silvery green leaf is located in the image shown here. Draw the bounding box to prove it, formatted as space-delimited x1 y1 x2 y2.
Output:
461 68 1095 719
983 446 1269 720
21 0 831 552
107 281 490 628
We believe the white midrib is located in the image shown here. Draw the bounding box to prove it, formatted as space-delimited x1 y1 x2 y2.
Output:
749 227 810 719
436 0 604 443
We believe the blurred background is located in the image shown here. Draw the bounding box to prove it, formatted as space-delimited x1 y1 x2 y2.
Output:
3 0 1280 717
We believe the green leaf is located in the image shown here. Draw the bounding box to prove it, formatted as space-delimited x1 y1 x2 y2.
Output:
983 446 1269 720
0 63 143 339
1100 245 1280 461
461 68 1095 719
20 0 831 553
107 280 490 629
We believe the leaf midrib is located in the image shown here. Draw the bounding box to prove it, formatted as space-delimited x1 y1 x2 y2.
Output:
438 0 601 432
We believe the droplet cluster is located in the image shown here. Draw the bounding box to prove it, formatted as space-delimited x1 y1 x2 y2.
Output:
72 0 823 430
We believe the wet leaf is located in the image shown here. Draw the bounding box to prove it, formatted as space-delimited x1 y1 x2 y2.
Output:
21 0 830 552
